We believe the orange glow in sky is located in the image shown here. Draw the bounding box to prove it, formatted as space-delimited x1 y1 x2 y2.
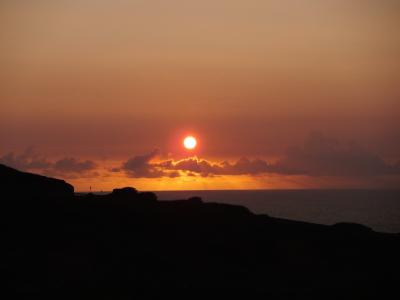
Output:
1 1 399 191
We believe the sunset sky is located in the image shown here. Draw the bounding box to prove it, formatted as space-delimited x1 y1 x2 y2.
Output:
1 0 399 191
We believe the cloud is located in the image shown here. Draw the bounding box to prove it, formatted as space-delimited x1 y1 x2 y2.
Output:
0 148 97 176
121 155 275 178
272 132 400 176
122 150 167 178
168 171 181 178
4 133 399 181
167 157 219 176
0 147 52 170
121 133 400 178
221 158 271 175
53 157 97 172
162 157 272 177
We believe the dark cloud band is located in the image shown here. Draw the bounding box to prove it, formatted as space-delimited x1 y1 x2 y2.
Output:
121 133 400 178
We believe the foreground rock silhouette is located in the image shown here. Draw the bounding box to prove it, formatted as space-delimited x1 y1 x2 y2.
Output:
2 163 399 298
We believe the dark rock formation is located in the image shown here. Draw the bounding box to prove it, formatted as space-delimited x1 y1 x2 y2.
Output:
187 196 203 204
0 163 73 200
1 164 399 299
111 186 138 197
333 222 373 234
108 187 158 206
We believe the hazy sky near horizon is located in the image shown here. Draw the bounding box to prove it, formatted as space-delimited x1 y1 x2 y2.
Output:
1 0 399 190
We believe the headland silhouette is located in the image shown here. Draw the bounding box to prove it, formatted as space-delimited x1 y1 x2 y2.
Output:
2 163 399 298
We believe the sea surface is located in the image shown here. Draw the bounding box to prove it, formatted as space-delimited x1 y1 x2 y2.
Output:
154 189 400 233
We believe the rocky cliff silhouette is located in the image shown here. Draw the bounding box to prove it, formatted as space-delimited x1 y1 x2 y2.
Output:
1 163 399 298
1 163 73 199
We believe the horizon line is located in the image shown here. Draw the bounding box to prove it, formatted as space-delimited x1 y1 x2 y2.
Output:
76 187 400 193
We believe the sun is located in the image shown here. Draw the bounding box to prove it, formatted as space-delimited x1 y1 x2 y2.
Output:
183 136 197 150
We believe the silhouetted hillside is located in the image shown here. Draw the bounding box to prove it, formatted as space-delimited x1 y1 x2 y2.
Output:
0 163 73 199
2 164 399 298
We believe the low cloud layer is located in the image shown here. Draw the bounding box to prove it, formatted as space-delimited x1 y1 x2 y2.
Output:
0 148 52 171
0 148 97 177
155 157 272 177
2 133 399 181
121 133 400 178
122 150 167 178
273 133 399 176
53 157 97 173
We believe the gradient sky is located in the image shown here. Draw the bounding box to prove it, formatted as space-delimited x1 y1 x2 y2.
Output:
1 0 399 190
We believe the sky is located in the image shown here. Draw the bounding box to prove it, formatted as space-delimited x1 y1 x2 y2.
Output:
1 0 399 191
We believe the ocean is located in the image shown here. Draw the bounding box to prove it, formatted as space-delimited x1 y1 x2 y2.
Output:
154 189 400 233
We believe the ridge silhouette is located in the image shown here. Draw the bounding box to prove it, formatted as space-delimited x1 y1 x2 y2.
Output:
1 163 399 298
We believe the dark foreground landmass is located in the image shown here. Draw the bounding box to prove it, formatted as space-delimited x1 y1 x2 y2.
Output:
1 163 399 299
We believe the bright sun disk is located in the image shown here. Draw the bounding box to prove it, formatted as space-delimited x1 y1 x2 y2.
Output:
183 136 197 150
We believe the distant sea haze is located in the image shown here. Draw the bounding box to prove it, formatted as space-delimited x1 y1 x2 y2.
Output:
147 189 400 233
